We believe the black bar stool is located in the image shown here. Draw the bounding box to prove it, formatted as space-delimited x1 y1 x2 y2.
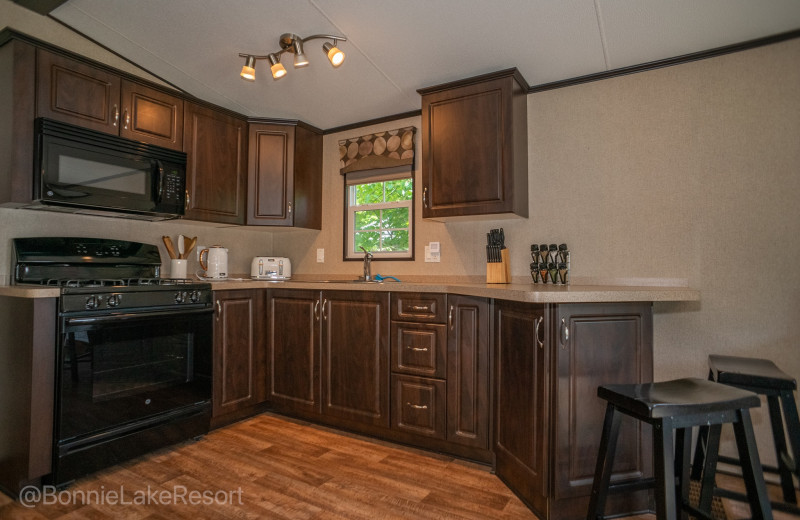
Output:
692 354 800 513
588 377 772 520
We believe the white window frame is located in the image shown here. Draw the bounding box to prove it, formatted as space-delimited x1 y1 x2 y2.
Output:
344 169 413 260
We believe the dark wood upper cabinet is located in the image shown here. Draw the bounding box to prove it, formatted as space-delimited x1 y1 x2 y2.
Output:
246 122 322 229
266 289 321 416
183 102 247 224
321 291 390 428
212 290 266 426
36 49 183 150
418 69 528 220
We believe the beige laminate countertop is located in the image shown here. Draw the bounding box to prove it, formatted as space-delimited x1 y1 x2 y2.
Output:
0 279 700 303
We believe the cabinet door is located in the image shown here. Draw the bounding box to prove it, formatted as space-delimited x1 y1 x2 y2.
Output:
183 103 247 224
446 295 489 449
266 289 321 415
120 81 183 150
247 123 295 226
494 300 549 515
551 303 653 501
212 290 266 420
420 71 527 219
322 291 390 428
36 49 121 134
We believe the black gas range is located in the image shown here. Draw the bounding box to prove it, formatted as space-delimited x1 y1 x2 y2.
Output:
12 237 213 486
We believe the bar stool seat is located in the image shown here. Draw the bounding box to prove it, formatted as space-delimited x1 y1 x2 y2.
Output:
692 354 800 512
588 377 773 520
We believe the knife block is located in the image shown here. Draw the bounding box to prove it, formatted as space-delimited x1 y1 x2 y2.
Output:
486 248 511 284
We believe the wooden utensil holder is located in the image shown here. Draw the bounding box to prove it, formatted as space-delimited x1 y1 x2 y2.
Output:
486 248 511 284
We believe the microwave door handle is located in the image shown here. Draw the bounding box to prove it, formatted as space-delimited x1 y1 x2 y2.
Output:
154 160 164 203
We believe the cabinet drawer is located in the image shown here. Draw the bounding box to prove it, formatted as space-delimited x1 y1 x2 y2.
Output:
391 375 446 439
391 322 446 378
391 293 447 323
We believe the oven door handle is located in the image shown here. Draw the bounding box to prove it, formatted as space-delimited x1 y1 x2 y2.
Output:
64 307 213 325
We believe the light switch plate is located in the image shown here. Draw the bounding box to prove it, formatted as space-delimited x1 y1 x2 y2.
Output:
424 243 441 262
316 248 324 263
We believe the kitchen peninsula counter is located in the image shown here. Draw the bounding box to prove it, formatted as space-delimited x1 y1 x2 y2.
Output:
0 279 700 303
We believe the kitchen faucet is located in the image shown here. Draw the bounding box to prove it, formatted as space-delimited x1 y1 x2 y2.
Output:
360 246 373 281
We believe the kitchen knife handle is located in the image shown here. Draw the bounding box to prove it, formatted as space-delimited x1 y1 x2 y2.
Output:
535 316 544 349
423 187 428 208
313 299 320 321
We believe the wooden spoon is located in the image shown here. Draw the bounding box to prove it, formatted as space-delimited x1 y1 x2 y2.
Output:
183 236 197 259
162 235 178 260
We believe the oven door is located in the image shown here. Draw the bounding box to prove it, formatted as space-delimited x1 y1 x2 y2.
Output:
56 307 212 444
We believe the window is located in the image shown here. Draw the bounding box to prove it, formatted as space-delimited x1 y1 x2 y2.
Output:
345 172 413 260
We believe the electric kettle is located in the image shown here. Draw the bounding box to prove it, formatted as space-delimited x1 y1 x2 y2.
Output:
199 245 228 279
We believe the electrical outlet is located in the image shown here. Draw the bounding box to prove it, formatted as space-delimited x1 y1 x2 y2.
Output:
316 248 325 263
424 242 441 262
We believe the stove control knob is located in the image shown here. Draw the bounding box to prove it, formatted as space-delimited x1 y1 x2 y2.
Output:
85 295 98 310
175 291 186 304
189 290 201 303
107 294 121 307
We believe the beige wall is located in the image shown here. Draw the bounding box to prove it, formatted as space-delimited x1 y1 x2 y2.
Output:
2 1 799 465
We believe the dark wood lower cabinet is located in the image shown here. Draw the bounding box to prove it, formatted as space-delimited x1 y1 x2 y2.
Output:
266 289 320 415
212 290 266 427
494 301 654 520
322 291 391 429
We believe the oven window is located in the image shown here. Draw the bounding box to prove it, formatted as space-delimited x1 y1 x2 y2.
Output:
58 312 212 441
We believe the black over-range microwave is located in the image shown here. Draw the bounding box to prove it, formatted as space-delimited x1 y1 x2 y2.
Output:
32 118 187 220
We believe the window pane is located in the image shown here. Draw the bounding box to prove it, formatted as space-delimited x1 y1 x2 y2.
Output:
354 210 380 230
385 179 413 201
354 182 384 205
381 207 409 229
380 230 409 252
354 231 380 252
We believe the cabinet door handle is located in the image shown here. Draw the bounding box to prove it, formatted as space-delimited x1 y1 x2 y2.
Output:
406 403 428 410
113 104 119 127
448 305 454 330
406 346 429 352
288 202 292 215
535 316 544 349
184 189 190 211
123 108 130 130
322 299 328 321
422 187 428 208
215 300 221 320
560 317 569 349
313 300 320 321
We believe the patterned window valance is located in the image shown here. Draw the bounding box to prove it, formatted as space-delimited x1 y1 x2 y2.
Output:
339 126 416 175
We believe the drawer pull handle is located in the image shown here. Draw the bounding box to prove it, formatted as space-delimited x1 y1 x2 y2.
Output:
406 346 429 352
410 305 430 312
407 403 428 410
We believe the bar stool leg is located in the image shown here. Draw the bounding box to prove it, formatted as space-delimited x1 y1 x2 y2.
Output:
766 394 796 503
691 425 709 480
733 408 773 520
654 418 678 520
698 423 722 514
675 427 692 519
779 391 800 481
587 404 623 520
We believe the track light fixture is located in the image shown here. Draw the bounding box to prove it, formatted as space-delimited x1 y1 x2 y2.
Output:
239 33 346 81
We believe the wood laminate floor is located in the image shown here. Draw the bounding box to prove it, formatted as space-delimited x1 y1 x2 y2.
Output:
0 413 796 519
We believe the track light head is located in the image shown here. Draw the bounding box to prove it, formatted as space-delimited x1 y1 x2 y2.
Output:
323 41 345 67
268 53 286 79
240 55 256 81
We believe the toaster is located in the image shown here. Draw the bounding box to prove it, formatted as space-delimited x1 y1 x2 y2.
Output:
251 257 291 280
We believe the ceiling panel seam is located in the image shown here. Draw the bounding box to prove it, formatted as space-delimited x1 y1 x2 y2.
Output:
594 0 611 71
308 0 418 105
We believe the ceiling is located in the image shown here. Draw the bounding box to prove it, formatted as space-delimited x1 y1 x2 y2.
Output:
49 0 800 130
